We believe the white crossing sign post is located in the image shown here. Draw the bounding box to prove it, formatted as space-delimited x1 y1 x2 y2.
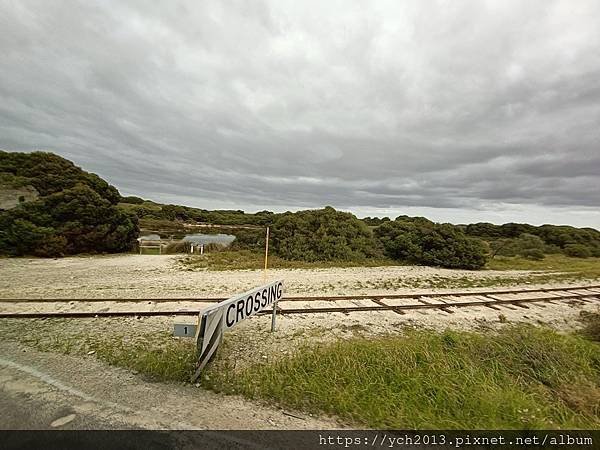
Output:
191 280 283 382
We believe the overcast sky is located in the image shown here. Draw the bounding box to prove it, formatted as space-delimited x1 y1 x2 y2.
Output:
1 1 599 228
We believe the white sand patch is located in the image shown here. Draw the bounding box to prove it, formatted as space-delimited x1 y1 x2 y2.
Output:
0 254 564 300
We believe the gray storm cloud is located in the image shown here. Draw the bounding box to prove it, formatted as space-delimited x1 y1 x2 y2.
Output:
1 0 599 227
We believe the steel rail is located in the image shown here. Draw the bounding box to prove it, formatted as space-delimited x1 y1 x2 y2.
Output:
276 293 598 314
1 291 597 319
1 284 599 304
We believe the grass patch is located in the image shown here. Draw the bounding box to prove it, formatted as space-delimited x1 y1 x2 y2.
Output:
202 325 600 429
579 311 600 342
87 337 197 382
179 250 399 271
487 255 600 278
178 252 600 288
4 319 600 428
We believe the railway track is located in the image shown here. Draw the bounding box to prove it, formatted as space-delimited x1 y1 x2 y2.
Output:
3 284 600 304
1 284 599 319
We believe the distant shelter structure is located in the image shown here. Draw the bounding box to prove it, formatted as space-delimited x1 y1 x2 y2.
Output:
137 234 166 255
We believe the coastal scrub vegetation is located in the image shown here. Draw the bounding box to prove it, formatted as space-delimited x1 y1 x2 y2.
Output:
375 217 488 269
270 207 381 262
2 152 600 271
0 151 138 256
465 221 600 258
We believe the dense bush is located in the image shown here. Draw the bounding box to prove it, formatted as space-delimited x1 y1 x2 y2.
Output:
120 195 145 204
127 201 278 226
564 243 592 258
492 233 546 260
0 151 119 201
375 218 488 269
164 241 191 254
521 248 545 260
362 216 391 226
0 152 138 256
204 242 226 253
270 207 381 262
466 221 600 258
229 228 264 251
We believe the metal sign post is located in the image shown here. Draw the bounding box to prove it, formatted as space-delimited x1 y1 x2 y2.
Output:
263 226 277 332
191 279 284 382
263 226 269 282
271 297 278 332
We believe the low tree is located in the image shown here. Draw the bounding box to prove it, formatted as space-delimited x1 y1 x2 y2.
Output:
564 243 592 258
271 207 381 262
375 219 488 269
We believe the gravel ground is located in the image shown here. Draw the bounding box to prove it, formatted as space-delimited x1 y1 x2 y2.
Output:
1 254 599 370
1 254 598 340
0 253 563 299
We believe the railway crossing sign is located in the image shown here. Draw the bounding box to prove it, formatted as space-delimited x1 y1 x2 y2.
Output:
191 280 283 382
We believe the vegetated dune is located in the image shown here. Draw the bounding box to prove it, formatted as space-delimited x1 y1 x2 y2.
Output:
0 184 39 210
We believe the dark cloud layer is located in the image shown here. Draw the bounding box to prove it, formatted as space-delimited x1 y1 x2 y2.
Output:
1 1 599 227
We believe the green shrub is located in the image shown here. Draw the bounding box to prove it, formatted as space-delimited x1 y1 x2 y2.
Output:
130 202 278 226
271 207 381 262
375 219 487 269
543 243 562 254
466 221 600 258
0 150 119 201
229 228 264 251
204 242 226 252
491 233 546 259
521 248 545 260
564 244 592 258
120 195 145 204
362 216 391 226
579 312 600 342
514 234 545 259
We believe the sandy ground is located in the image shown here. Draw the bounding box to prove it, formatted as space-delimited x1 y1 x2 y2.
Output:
1 254 599 342
0 254 558 299
1 254 599 356
1 254 598 331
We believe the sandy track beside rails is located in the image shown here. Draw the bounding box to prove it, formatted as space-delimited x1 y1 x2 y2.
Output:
0 253 580 300
2 254 599 337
